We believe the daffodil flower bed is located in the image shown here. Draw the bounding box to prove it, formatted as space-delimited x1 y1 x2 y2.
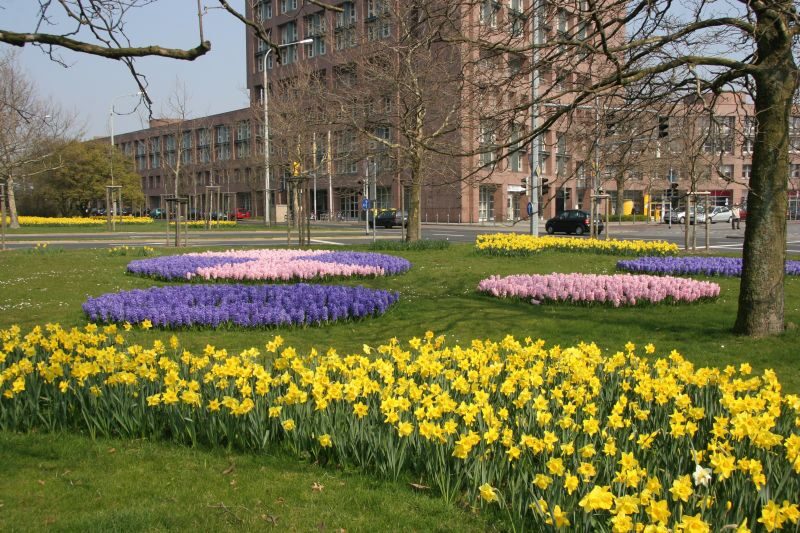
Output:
127 249 412 281
1 324 798 531
617 256 800 277
5 216 154 226
169 220 238 228
82 284 400 328
478 273 719 307
476 233 679 257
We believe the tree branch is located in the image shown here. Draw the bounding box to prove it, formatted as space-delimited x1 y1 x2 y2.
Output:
0 29 210 60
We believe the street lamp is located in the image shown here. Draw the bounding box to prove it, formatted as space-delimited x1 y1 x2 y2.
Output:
262 38 314 227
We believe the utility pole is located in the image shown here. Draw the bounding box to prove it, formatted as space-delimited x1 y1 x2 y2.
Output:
528 0 541 236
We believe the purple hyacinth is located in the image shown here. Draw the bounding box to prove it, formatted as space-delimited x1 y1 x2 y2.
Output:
82 283 400 328
617 256 800 277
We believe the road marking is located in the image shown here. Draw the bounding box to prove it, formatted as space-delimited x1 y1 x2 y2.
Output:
311 238 345 246
431 233 465 237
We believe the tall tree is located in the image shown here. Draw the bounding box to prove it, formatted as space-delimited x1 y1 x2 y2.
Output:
453 0 798 337
0 51 73 227
31 140 143 216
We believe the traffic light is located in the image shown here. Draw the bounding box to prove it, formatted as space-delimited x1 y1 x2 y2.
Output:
605 119 616 136
521 177 527 188
292 161 301 176
565 188 571 200
541 178 550 195
658 116 669 138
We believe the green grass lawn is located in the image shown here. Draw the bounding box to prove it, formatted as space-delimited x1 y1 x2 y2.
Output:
1 242 799 531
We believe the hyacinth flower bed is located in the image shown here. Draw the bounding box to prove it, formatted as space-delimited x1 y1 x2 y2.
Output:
127 249 412 282
478 273 720 307
617 255 800 277
476 233 679 257
1 324 799 531
82 283 400 328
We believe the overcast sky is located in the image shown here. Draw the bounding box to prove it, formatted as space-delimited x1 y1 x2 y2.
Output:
2 0 248 139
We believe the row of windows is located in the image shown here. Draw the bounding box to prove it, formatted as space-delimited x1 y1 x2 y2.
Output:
120 122 254 171
255 2 392 71
141 168 258 191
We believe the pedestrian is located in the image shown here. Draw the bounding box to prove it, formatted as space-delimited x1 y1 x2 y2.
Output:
731 204 741 229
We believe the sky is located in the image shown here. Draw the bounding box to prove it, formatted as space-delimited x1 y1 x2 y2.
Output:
2 1 248 139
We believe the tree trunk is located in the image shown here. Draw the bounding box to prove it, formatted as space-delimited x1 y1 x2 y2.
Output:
406 155 422 242
616 174 625 221
6 175 20 228
734 5 797 336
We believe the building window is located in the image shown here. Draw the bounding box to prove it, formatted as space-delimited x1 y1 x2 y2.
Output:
790 116 800 152
165 134 177 167
336 2 357 28
479 185 495 221
702 115 734 154
305 36 326 57
181 131 192 165
791 163 800 180
556 134 567 176
197 128 211 164
257 1 272 21
367 0 389 18
480 1 499 28
509 123 523 172
742 164 752 180
280 0 297 14
135 140 147 170
375 186 391 209
367 20 391 41
304 13 327 57
280 22 299 64
215 125 231 161
236 121 251 159
510 0 524 12
479 119 497 166
718 164 734 181
149 137 161 168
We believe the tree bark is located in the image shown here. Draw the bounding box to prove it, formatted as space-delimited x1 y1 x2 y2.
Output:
734 3 797 336
5 175 20 228
407 154 422 242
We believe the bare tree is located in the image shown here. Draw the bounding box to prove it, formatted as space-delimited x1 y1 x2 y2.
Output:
0 51 74 228
159 80 193 199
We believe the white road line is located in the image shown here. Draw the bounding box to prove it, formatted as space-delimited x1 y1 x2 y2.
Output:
310 238 345 246
431 233 465 237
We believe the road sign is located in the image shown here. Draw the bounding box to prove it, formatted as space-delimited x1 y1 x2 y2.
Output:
527 202 533 216
361 198 370 210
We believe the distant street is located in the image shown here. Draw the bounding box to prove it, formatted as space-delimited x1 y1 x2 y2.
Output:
3 219 800 254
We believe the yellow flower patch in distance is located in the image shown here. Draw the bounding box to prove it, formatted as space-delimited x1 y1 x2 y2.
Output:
475 233 679 257
0 323 797 530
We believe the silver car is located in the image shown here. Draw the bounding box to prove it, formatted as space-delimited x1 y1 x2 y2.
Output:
696 206 732 224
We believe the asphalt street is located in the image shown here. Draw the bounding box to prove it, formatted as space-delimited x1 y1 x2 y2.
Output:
2 220 799 254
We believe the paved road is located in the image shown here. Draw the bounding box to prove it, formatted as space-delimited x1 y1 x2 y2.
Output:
2 220 799 254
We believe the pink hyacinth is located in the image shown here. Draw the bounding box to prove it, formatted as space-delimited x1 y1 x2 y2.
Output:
477 273 719 307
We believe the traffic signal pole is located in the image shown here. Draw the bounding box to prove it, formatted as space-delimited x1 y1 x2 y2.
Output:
528 1 541 236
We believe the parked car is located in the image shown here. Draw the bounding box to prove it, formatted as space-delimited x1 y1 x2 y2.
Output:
695 205 732 224
233 208 251 220
371 209 408 228
209 211 228 221
150 208 166 219
669 207 699 224
545 210 604 235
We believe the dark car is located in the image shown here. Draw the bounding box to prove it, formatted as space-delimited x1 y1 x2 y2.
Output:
545 210 604 235
150 208 166 219
372 209 408 228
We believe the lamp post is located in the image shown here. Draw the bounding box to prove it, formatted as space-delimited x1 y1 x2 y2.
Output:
262 38 314 227
109 92 142 228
